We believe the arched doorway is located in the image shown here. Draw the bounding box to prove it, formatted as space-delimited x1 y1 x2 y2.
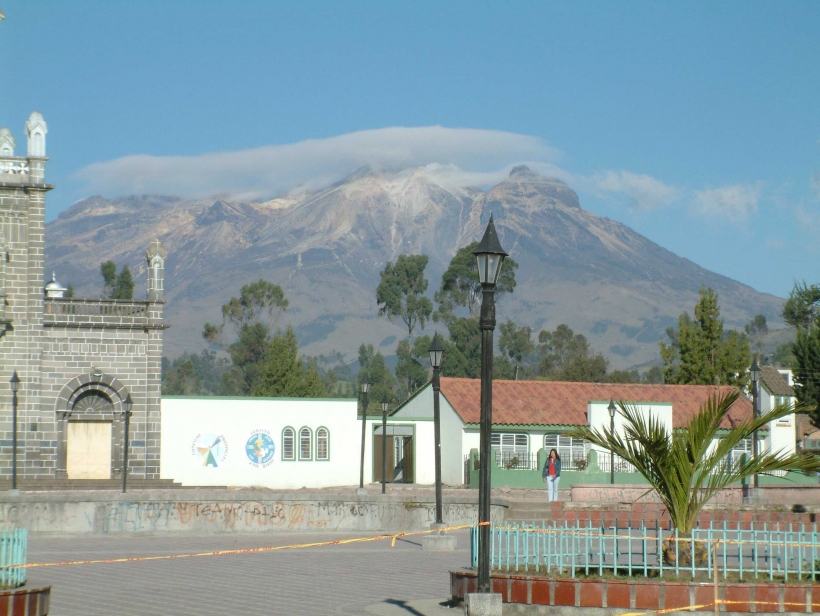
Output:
66 391 114 479
54 373 131 480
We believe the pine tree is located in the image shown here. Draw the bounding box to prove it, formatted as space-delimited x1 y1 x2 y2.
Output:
660 287 750 386
100 261 117 297
793 323 820 424
112 265 135 300
357 344 396 411
253 327 327 398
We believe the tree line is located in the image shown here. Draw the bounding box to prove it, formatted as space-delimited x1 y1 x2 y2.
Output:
159 246 820 424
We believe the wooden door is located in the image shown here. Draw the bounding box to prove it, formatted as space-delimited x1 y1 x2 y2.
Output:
67 422 112 479
402 436 414 483
373 435 396 482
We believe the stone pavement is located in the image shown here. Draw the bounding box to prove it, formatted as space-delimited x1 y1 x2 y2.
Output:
26 530 472 615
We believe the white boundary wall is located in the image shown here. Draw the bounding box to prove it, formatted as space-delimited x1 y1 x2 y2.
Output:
161 397 367 489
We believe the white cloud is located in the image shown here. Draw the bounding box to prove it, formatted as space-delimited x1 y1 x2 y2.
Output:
692 182 763 222
796 205 820 234
590 170 680 210
74 126 560 201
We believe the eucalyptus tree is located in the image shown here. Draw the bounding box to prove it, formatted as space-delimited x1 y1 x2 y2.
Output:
376 254 433 337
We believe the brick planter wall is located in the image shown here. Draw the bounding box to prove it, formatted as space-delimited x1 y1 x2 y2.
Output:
0 586 50 616
450 572 819 613
535 501 820 529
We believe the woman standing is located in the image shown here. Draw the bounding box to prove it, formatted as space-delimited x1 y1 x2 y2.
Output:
542 448 561 502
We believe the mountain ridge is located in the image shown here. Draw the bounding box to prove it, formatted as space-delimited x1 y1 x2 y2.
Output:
44 166 784 368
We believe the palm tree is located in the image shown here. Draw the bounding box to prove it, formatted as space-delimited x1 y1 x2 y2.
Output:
568 392 820 565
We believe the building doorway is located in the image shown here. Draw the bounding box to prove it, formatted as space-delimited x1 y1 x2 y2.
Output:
373 425 414 483
66 421 112 479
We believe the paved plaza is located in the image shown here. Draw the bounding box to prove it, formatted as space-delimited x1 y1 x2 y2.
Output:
26 530 472 616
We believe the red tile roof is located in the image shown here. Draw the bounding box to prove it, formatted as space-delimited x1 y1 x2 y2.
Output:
439 377 752 428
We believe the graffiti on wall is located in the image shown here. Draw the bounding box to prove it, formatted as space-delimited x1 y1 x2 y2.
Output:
0 499 501 535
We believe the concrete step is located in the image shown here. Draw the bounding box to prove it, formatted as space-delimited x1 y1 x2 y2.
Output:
0 479 196 491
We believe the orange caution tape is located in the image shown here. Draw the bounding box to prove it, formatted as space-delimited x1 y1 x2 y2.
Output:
15 522 488 570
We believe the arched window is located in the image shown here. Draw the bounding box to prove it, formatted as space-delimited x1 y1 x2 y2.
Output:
316 427 329 460
282 427 295 461
299 427 312 460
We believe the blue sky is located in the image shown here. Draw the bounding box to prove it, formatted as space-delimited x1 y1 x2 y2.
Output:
1 1 818 298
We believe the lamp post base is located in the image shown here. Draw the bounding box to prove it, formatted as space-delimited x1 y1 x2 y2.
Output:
464 593 502 615
356 487 368 496
6 489 19 496
421 535 456 551
421 529 456 551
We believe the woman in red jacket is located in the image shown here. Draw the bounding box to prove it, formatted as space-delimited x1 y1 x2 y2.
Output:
542 448 561 502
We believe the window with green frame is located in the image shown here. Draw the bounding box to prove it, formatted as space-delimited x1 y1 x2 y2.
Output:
282 427 295 460
299 427 312 460
543 434 589 467
316 427 329 460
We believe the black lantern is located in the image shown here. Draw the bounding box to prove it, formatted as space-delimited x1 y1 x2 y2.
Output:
750 357 760 384
361 375 371 395
9 372 20 394
472 215 508 286
428 332 444 369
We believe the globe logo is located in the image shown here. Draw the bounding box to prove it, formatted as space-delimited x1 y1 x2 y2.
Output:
245 432 275 467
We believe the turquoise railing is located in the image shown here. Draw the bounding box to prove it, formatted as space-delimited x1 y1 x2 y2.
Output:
0 529 27 588
471 521 820 581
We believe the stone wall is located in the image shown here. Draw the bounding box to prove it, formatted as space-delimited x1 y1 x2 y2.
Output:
0 115 164 480
0 491 508 535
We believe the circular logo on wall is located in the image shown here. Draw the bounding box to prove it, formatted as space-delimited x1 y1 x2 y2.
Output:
192 433 228 467
245 430 275 467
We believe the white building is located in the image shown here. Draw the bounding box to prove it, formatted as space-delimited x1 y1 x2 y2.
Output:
161 396 371 489
389 377 796 484
158 373 798 490
759 366 797 458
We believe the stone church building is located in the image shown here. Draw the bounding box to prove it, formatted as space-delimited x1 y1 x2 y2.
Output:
0 112 166 481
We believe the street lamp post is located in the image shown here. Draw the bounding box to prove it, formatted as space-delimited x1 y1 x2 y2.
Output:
608 400 616 485
428 333 445 525
473 215 508 594
358 376 371 493
381 401 389 495
10 372 20 491
121 394 133 493
750 357 760 490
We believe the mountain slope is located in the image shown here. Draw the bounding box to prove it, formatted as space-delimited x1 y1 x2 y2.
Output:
45 166 784 367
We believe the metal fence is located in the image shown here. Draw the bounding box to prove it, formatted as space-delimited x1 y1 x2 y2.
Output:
593 454 637 474
496 452 539 470
0 529 27 589
471 521 820 581
464 452 590 473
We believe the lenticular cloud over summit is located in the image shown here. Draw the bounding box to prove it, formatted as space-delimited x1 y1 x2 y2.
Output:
75 126 559 200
